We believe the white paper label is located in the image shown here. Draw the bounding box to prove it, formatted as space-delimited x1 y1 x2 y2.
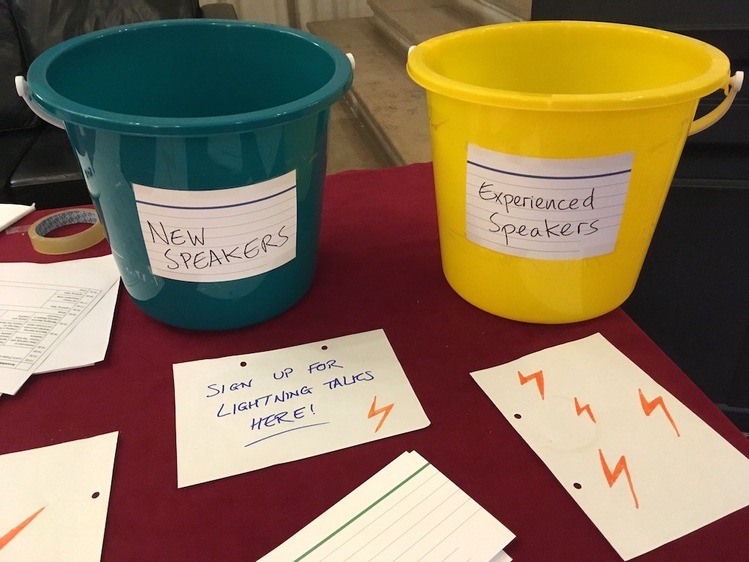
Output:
134 171 296 283
466 145 632 260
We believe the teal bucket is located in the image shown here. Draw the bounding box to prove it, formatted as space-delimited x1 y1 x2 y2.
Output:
20 19 353 330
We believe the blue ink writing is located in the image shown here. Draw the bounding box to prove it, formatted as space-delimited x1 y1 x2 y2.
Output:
308 359 344 373
215 385 313 418
245 420 330 447
273 367 293 380
249 405 311 430
323 370 374 390
206 379 253 398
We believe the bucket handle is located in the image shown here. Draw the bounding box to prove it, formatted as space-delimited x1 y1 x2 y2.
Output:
15 75 66 129
689 71 744 136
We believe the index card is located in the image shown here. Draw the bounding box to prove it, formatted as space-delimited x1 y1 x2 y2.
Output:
133 170 297 283
466 145 631 260
173 329 430 488
259 451 515 561
471 333 749 560
0 432 118 561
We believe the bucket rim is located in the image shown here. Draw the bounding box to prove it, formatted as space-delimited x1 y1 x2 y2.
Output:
407 20 732 111
25 19 354 135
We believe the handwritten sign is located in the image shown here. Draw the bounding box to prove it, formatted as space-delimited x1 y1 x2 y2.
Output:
466 145 632 260
471 334 749 560
173 329 430 488
133 170 297 283
0 432 118 561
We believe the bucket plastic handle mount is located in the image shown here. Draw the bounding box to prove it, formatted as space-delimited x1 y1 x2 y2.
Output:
689 71 743 136
16 75 65 129
15 51 356 131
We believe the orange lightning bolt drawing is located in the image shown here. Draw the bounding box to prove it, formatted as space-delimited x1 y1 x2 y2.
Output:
599 449 639 509
518 370 544 400
0 507 45 550
368 396 394 433
574 397 596 423
639 388 680 436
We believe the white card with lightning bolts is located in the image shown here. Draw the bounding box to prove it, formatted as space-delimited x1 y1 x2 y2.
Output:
471 333 749 561
173 329 430 488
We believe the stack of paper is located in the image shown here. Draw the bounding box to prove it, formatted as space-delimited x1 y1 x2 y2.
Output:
260 450 515 561
0 255 120 396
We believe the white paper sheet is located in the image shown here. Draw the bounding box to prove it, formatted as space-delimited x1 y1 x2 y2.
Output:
0 255 120 395
0 203 35 232
0 432 118 561
471 333 749 560
173 329 431 488
259 451 515 561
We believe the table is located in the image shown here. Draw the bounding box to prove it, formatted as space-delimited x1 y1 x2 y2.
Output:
2 163 748 561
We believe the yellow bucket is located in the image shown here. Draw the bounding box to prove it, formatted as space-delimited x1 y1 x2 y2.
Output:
407 21 743 323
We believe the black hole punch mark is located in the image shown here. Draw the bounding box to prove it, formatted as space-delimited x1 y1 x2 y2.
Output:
240 361 247 367
514 413 522 419
573 483 582 490
321 345 328 350
91 491 100 499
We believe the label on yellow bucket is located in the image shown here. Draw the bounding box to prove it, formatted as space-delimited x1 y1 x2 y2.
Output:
133 170 297 283
466 145 632 260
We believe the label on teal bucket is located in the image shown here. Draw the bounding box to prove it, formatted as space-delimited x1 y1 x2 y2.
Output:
465 145 633 260
133 171 297 282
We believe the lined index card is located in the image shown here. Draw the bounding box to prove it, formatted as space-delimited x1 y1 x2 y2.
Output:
260 451 515 561
134 170 297 283
466 145 632 260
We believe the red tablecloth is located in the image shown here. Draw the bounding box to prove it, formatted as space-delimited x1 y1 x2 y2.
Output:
2 163 748 561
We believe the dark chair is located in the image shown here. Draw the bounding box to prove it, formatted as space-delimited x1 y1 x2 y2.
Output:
0 0 237 209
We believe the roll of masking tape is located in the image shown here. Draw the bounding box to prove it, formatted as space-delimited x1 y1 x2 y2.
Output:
28 209 105 255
